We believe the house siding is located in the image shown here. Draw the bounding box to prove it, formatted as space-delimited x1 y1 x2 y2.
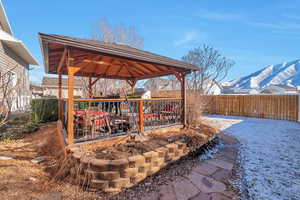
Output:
0 40 31 111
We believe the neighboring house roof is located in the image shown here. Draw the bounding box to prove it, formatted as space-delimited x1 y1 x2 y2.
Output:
260 89 278 94
271 84 296 91
222 86 259 94
260 84 297 94
30 83 43 89
0 0 12 35
42 77 82 88
0 1 38 65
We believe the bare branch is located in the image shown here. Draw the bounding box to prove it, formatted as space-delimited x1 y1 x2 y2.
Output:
87 18 144 95
182 45 235 94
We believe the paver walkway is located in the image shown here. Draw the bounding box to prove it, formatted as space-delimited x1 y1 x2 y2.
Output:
142 133 240 200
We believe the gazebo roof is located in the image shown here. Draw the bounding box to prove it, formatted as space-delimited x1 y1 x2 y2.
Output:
39 33 199 80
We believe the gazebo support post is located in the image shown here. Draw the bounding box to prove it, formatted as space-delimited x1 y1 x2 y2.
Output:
67 51 81 145
126 79 144 131
58 72 62 120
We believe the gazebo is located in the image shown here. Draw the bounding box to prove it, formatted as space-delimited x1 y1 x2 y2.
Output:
39 33 199 145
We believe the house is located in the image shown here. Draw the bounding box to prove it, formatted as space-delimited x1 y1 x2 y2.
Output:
42 77 83 98
128 88 151 99
0 1 38 111
221 86 260 94
260 84 299 94
30 84 43 99
144 77 222 95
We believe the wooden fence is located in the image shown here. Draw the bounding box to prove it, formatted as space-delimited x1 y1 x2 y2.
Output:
204 95 299 121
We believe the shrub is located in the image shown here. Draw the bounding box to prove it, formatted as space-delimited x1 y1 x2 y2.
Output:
23 122 39 134
31 98 58 123
186 92 210 127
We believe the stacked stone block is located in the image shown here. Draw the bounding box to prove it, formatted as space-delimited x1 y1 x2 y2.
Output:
69 141 189 193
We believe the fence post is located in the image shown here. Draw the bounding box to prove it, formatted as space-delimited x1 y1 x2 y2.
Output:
298 94 300 122
138 100 144 132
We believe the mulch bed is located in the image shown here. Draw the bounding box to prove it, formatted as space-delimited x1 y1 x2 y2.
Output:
90 123 217 160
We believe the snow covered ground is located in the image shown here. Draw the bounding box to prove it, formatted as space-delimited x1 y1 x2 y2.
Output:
203 115 300 200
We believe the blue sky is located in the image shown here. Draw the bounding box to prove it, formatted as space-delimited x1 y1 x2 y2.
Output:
3 0 300 83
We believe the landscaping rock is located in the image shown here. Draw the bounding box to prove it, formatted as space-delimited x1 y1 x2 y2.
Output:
38 192 62 200
189 192 211 200
211 169 231 181
192 161 218 176
187 171 226 193
158 185 177 200
206 159 233 171
0 155 16 160
173 177 199 200
31 156 47 164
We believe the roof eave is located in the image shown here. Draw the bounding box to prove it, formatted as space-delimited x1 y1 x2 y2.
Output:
2 40 38 65
39 33 199 72
39 36 49 73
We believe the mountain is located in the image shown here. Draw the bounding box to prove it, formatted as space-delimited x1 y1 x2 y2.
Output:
224 59 300 89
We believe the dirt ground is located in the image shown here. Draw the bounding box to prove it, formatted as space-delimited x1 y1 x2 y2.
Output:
0 122 217 200
0 123 100 200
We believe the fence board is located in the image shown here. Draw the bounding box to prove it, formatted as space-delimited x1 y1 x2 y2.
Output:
206 94 299 121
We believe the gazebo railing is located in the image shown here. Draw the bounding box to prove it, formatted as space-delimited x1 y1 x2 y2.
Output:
61 98 182 143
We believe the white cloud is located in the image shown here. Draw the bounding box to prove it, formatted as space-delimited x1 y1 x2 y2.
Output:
174 30 204 46
29 66 45 84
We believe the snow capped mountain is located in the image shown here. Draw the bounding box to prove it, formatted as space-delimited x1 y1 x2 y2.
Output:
224 59 300 89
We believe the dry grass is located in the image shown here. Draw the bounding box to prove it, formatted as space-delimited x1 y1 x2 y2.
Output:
0 123 100 200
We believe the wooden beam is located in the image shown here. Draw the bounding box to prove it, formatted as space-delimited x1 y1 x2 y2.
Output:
66 48 81 145
58 72 62 120
181 74 186 126
174 72 183 83
114 64 124 76
138 101 144 132
122 62 146 76
91 76 101 86
67 66 80 145
104 58 115 75
57 47 67 73
137 62 159 73
124 60 152 75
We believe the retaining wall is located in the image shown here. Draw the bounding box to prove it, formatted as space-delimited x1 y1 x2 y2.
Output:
69 140 189 193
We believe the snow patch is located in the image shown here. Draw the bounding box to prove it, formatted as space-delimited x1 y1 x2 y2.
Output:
203 115 300 200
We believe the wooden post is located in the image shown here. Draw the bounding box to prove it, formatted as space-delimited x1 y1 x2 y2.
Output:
58 73 62 120
132 86 135 96
126 79 137 97
298 94 300 122
181 75 186 126
138 100 144 132
67 66 80 145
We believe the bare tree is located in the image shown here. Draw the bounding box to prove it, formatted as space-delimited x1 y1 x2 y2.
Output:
0 64 20 128
81 18 144 97
92 18 144 49
182 45 235 94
